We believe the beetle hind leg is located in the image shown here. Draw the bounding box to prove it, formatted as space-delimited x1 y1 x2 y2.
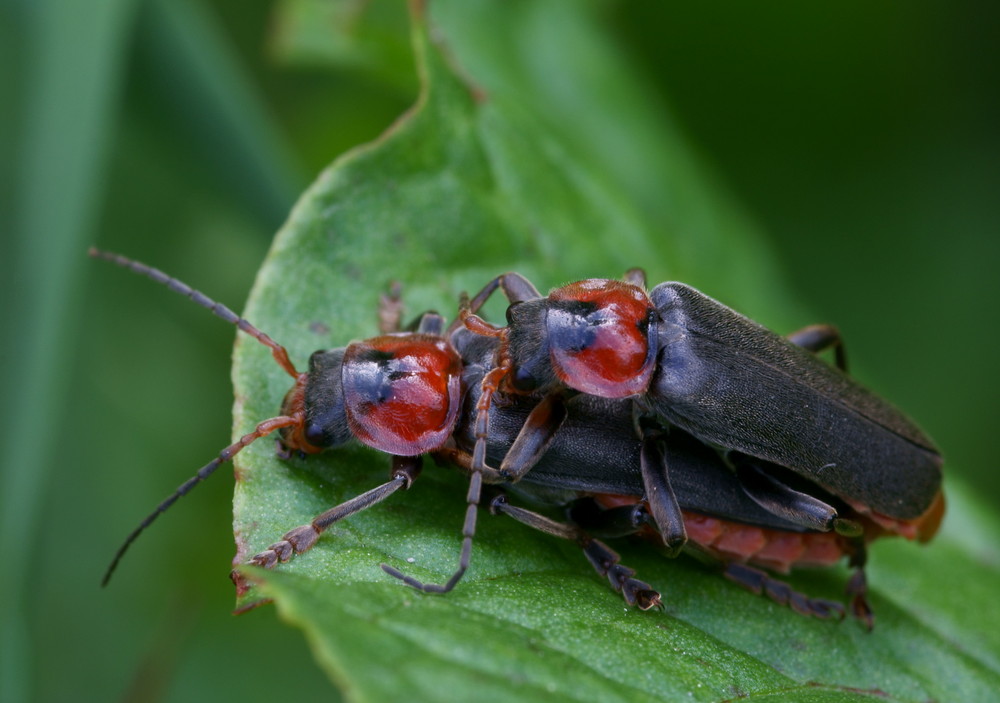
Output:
489 493 662 610
846 540 874 630
723 562 846 621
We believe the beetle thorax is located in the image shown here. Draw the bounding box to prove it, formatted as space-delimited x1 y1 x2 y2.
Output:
544 280 657 397
341 334 462 456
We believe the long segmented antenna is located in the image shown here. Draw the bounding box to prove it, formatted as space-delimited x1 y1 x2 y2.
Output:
101 413 302 586
88 248 299 378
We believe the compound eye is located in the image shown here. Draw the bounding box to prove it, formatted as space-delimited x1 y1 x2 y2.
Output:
547 280 656 397
342 335 462 456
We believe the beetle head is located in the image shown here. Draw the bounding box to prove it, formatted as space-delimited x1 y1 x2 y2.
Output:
279 348 351 454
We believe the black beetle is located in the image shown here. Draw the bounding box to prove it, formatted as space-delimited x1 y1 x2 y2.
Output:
446 325 943 625
459 271 945 625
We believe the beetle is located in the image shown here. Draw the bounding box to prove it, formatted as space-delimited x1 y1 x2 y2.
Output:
91 249 471 590
91 249 657 606
459 270 945 625
447 323 943 625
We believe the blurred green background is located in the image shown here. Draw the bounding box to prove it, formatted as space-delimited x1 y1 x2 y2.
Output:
2 1 997 701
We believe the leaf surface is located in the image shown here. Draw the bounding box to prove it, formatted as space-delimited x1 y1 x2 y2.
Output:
232 4 1000 701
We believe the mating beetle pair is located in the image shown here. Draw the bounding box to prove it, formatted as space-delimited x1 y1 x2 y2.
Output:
93 250 944 627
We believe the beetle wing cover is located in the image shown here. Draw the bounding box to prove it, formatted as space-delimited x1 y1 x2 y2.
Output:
649 283 942 520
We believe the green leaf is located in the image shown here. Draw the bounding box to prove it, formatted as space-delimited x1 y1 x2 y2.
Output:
231 4 1000 702
270 0 415 92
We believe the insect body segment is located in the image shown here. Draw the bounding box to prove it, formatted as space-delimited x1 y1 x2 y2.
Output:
543 279 658 396
647 281 942 523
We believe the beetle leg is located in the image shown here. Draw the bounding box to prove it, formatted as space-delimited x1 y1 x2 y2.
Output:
787 323 848 372
497 390 569 482
381 467 483 594
378 281 404 333
242 456 422 577
450 272 543 336
623 268 647 288
581 538 663 611
723 562 846 621
413 311 445 336
467 350 514 484
566 497 651 539
467 272 542 312
640 434 688 557
429 445 508 484
735 460 840 531
846 540 874 630
489 494 662 610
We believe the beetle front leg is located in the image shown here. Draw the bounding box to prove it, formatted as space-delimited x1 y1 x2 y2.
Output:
429 445 508 484
723 562 846 622
497 390 569 482
241 456 421 573
450 272 543 337
489 494 662 610
381 467 483 594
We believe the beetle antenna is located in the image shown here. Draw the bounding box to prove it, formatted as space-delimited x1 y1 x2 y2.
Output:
88 248 299 378
101 413 302 586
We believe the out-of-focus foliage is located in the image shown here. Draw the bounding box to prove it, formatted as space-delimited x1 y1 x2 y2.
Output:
3 1 997 702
